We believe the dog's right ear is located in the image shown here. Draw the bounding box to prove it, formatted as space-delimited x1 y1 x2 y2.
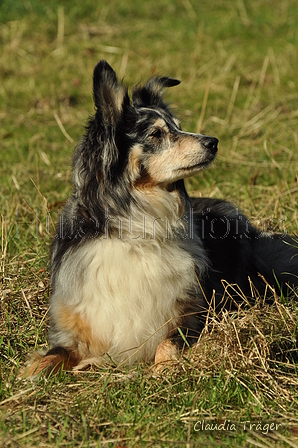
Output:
132 76 180 108
93 60 129 125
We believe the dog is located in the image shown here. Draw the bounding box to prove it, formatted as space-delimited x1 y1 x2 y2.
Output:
23 60 298 376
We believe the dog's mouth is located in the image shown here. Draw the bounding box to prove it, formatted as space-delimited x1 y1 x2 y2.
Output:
175 156 216 173
174 137 218 174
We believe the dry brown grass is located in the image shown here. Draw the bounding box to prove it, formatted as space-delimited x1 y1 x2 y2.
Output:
190 297 298 406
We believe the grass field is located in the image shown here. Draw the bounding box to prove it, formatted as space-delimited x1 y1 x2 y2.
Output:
1 0 298 446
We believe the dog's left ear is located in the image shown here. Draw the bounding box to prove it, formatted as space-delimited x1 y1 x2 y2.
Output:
132 76 180 108
93 60 129 125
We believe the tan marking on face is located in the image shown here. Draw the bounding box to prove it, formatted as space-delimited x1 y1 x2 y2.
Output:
153 118 168 130
146 134 206 183
128 144 143 181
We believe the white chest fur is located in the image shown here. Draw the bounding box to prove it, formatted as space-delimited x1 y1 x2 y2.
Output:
51 236 204 363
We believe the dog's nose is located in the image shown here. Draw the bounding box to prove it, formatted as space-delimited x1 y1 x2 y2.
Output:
201 137 218 155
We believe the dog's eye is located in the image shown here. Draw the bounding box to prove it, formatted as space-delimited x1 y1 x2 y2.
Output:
150 129 163 139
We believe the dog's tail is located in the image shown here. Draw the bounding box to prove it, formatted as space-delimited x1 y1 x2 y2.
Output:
20 347 79 378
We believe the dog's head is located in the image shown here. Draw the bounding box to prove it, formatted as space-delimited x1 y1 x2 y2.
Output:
74 60 218 194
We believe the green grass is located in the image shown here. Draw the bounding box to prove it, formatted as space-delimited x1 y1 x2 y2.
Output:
1 0 298 446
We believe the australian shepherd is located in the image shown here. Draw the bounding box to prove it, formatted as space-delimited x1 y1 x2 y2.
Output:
24 60 298 376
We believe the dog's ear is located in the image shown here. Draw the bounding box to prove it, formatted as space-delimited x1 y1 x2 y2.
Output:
132 76 180 108
93 60 129 124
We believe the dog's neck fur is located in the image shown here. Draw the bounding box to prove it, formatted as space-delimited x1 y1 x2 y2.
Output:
105 181 190 242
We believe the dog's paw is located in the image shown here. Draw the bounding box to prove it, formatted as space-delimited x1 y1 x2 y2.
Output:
153 339 178 373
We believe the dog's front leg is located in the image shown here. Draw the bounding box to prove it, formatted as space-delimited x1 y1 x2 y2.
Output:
154 339 179 372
